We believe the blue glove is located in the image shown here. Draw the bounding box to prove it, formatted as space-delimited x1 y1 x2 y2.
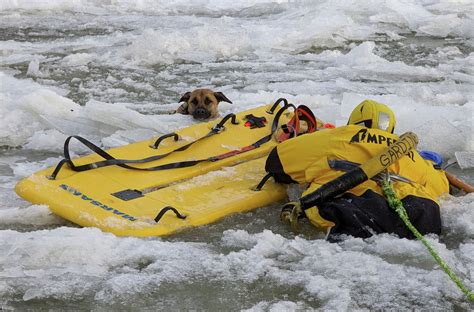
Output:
419 150 443 169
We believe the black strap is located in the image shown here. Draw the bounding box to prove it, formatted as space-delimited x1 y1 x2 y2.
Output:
49 113 239 179
49 101 292 179
208 102 295 162
154 206 187 223
150 132 179 149
48 159 73 180
250 102 295 148
267 98 288 114
252 173 273 191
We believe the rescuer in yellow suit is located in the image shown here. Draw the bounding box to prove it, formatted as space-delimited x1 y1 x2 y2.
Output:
265 100 449 240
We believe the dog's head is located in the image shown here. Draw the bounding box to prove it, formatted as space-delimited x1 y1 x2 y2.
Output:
177 89 232 120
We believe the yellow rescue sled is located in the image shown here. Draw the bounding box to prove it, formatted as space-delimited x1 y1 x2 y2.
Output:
16 100 302 236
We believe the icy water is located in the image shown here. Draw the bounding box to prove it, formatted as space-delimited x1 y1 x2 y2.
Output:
1 0 473 310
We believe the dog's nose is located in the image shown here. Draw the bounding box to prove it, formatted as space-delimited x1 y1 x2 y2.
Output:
193 108 210 119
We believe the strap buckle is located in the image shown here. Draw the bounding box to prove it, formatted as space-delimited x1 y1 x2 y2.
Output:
211 125 225 133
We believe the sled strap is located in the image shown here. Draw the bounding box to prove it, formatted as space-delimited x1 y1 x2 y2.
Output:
49 100 292 180
48 113 239 179
209 103 295 162
252 173 273 191
154 206 187 223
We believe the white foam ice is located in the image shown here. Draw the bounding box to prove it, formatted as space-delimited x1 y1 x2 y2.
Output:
26 59 42 78
0 72 200 149
0 205 65 226
304 41 446 83
9 157 62 178
122 25 254 66
0 72 79 147
112 1 472 66
243 300 309 312
0 0 290 13
23 129 69 152
2 223 470 309
60 53 95 67
2 0 470 71
0 69 347 152
83 100 164 133
223 228 473 310
101 129 158 149
455 151 474 169
441 194 474 239
340 91 473 157
0 227 215 302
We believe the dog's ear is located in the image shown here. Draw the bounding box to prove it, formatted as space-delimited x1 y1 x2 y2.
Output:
214 92 232 104
179 91 191 103
176 102 189 115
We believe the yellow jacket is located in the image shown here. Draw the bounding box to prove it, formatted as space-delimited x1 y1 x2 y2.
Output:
268 125 449 229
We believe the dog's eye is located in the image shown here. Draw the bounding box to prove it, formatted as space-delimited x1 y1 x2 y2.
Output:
191 98 198 106
205 97 212 105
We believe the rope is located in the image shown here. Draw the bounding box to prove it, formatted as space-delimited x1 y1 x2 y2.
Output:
381 179 474 301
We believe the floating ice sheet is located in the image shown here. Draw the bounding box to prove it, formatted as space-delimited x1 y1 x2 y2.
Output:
455 151 474 169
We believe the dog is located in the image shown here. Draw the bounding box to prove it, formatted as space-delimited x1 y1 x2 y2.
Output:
176 89 232 120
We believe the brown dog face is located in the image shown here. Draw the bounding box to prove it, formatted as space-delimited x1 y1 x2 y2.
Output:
176 89 232 120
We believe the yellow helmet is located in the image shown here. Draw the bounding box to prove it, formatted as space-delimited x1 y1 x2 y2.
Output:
347 100 396 133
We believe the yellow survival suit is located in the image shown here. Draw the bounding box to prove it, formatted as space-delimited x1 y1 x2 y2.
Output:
265 100 449 239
